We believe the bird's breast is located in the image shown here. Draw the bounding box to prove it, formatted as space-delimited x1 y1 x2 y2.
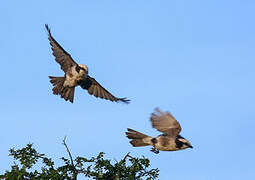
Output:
154 136 178 151
64 66 87 87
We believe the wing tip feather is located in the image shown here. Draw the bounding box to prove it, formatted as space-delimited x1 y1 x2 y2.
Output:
45 24 50 33
118 97 130 104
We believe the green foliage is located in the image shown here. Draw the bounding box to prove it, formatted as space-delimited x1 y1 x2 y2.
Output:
0 143 159 180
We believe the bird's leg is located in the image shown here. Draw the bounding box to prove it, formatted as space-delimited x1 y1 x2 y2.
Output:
150 147 159 154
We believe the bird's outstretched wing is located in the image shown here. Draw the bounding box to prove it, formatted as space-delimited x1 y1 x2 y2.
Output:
45 24 78 73
150 108 181 137
78 76 130 104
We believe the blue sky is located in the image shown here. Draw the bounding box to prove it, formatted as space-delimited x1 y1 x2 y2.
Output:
1 0 255 179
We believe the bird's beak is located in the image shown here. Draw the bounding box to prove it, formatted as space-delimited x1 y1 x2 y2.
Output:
189 145 193 149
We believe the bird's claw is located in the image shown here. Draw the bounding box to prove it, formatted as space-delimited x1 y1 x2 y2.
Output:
151 147 159 154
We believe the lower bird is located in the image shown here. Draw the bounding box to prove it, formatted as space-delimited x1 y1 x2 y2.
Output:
45 24 130 104
126 108 193 154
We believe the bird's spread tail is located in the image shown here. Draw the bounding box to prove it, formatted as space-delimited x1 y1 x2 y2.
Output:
126 128 152 147
49 76 75 103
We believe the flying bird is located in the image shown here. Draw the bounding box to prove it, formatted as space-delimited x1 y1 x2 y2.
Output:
126 108 192 154
45 24 130 103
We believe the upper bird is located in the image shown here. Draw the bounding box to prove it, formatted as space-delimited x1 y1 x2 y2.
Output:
126 108 192 154
45 24 130 104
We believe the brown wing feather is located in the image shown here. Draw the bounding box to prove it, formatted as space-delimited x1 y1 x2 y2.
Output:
78 76 130 104
150 108 181 137
45 24 78 73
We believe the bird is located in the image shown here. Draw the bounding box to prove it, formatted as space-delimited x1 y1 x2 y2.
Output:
126 108 192 154
45 24 130 104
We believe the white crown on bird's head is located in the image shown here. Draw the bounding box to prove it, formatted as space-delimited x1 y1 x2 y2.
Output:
79 64 88 73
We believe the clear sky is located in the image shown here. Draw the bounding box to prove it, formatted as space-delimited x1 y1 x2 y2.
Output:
1 0 255 179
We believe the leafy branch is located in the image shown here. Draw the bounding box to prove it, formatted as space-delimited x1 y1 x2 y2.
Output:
0 139 159 180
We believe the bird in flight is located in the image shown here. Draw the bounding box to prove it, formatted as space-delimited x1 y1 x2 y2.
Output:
45 24 130 104
126 108 192 154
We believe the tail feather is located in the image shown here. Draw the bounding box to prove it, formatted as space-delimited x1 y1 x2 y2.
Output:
126 128 152 147
49 77 63 86
49 76 75 103
126 128 148 139
61 87 75 103
68 88 75 102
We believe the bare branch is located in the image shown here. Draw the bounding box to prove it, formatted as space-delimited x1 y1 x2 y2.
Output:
62 136 75 167
123 152 133 161
62 136 77 179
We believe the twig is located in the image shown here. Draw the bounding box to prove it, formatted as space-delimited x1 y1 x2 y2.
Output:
62 136 77 179
62 136 75 167
123 152 133 161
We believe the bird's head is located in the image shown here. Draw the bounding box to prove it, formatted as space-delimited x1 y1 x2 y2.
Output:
176 136 193 149
79 64 88 73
